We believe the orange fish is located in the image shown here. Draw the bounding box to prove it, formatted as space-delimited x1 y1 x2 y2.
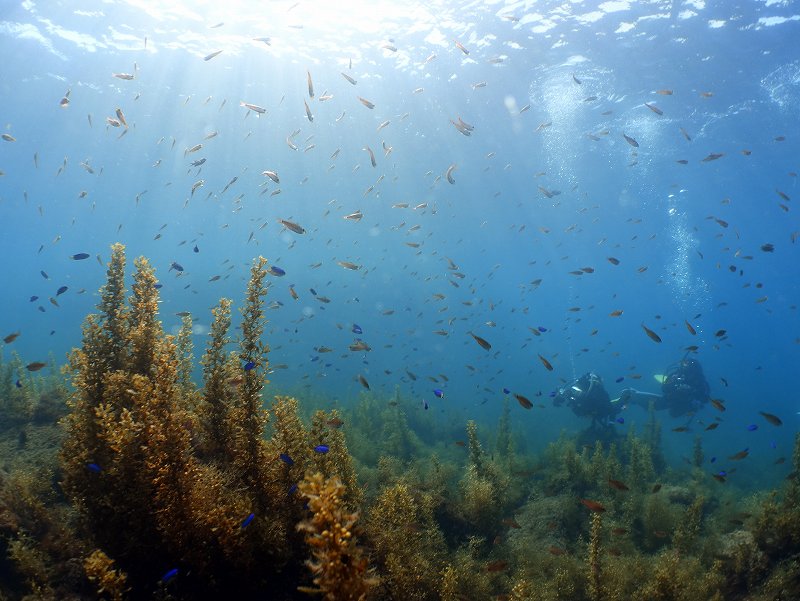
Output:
357 96 375 109
580 499 606 512
608 479 629 491
26 361 47 372
728 448 749 461
644 102 663 115
537 354 554 371
514 393 533 409
486 560 508 573
622 133 639 147
710 399 726 412
278 219 305 234
685 320 696 335
469 332 491 351
759 411 782 427
641 323 662 343
326 417 344 429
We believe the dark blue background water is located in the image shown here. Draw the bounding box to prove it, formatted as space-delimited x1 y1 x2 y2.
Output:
1 0 798 490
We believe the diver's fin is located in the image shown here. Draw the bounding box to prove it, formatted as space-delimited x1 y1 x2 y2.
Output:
653 374 666 384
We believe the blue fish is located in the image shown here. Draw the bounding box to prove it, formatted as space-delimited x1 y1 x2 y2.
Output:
38 306 45 313
154 283 163 289
269 266 286 277
433 389 444 398
716 470 727 477
161 568 178 583
310 356 319 362
314 445 329 454
86 462 102 472
770 440 777 449
502 387 510 394
241 513 255 529
243 361 256 371
56 285 68 296
352 324 363 334
615 376 624 383
29 296 38 302
615 417 625 424
746 424 758 431
279 453 294 465
422 399 429 410
70 253 90 260
170 262 184 272
537 326 547 332
193 245 199 253
40 270 49 279
288 483 298 495
15 379 22 388
310 288 317 296
710 456 716 463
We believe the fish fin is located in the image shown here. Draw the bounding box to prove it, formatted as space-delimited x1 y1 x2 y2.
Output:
653 374 666 384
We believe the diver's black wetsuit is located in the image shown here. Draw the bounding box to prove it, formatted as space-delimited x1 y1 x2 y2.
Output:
620 358 711 418
553 372 619 428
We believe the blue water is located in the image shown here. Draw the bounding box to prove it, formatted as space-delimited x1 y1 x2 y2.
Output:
1 1 798 490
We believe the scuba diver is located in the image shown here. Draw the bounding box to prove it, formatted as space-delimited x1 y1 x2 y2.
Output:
553 358 711 429
553 372 620 429
618 357 711 418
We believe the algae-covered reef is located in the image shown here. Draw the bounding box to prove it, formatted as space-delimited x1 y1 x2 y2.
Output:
0 245 799 600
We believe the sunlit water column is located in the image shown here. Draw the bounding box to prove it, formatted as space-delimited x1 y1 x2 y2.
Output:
665 190 711 321
528 63 588 381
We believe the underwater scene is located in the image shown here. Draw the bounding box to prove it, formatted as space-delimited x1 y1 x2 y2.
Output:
1 0 800 599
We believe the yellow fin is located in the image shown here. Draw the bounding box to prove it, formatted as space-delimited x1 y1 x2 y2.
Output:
653 374 666 384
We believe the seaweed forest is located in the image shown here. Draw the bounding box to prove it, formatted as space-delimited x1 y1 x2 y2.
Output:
1 245 799 600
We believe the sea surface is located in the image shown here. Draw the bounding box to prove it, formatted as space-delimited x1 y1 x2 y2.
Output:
1 0 799 491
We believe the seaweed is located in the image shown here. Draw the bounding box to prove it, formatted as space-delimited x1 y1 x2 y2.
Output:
1 246 799 600
297 472 377 600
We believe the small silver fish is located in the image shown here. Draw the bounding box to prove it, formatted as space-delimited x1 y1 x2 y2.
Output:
240 102 266 114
